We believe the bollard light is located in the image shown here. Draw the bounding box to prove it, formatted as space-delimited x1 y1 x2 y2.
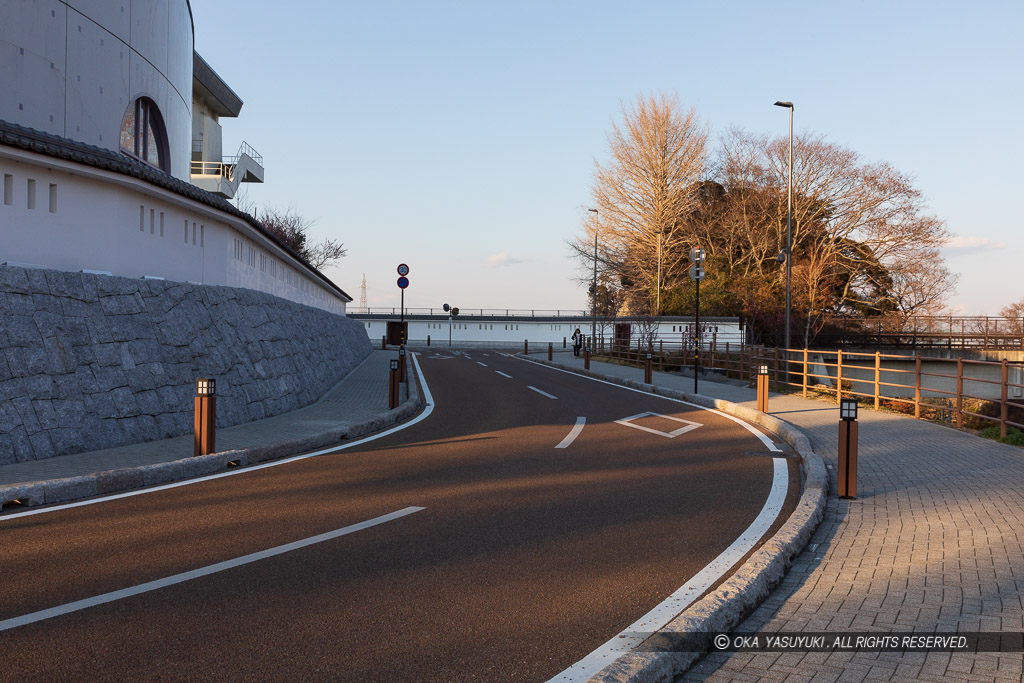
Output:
756 365 770 413
837 398 859 498
840 397 858 421
388 359 401 409
194 377 217 457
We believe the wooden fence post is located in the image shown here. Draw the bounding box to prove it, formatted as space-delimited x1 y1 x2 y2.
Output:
803 348 809 398
1001 359 1009 439
773 347 780 391
956 357 964 429
874 351 881 410
914 355 922 419
837 350 844 404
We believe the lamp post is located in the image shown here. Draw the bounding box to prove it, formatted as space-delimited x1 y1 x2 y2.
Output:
587 208 599 351
194 377 216 457
838 397 859 498
774 101 794 350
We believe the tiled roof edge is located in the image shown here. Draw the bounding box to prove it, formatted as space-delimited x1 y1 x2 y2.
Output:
0 120 351 302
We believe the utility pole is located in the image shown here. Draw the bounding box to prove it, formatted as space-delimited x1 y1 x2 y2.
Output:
588 208 599 349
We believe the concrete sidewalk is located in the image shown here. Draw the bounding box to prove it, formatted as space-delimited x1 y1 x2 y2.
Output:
0 349 420 504
540 350 1024 682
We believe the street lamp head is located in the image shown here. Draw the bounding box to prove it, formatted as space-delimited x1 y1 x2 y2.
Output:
587 208 598 214
774 101 793 108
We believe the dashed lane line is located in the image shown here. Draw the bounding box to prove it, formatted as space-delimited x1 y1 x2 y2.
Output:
528 386 558 400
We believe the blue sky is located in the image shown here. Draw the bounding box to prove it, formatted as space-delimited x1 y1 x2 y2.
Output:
192 0 1023 315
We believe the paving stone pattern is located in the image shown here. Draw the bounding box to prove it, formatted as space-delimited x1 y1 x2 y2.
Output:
543 352 1024 683
0 266 371 463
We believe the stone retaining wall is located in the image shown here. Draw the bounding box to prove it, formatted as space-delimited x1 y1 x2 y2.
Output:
0 266 371 463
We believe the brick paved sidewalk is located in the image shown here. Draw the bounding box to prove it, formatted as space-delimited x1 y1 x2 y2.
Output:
543 351 1024 682
0 349 404 486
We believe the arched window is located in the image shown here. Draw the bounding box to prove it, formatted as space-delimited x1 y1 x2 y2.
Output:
120 97 169 173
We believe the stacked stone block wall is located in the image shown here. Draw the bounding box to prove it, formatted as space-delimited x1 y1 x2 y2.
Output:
0 266 370 463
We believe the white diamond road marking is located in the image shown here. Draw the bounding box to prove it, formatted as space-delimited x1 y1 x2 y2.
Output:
614 411 702 438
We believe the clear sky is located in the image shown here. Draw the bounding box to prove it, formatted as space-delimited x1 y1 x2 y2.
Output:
191 0 1023 316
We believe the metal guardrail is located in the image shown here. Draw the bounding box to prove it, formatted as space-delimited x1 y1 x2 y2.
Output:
190 160 229 177
224 141 263 166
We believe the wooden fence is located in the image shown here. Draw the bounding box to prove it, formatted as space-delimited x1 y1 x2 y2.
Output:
590 337 1024 439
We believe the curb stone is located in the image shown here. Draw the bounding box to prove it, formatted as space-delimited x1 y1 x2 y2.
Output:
519 355 828 682
0 367 425 510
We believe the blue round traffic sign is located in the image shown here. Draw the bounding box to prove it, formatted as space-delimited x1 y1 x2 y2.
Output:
397 276 409 289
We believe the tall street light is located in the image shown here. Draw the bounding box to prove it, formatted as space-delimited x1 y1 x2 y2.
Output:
774 100 794 350
588 208 599 348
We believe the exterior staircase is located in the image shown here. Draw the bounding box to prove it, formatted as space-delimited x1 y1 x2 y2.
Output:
190 141 263 199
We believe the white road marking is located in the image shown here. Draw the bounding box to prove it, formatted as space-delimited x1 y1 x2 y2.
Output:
528 386 558 399
477 362 488 367
554 417 586 449
516 356 779 452
1 353 437 520
496 371 513 379
614 412 702 438
0 506 425 632
549 457 789 681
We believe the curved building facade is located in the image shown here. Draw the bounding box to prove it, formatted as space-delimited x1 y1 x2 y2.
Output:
1 1 193 181
0 1 350 314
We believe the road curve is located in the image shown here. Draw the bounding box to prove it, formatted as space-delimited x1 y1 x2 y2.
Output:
0 350 797 682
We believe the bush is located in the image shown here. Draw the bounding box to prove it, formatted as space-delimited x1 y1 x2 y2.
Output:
978 425 1024 447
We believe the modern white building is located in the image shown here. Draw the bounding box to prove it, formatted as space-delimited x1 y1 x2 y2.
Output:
0 1 350 313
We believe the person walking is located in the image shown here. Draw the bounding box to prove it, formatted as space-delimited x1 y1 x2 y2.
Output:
571 327 582 357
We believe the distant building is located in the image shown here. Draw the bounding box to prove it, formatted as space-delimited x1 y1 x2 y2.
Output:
0 1 350 313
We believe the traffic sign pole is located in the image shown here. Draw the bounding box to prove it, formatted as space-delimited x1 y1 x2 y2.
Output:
695 277 700 395
688 247 705 394
396 266 410 346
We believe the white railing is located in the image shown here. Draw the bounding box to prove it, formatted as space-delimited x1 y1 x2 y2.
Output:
190 141 263 179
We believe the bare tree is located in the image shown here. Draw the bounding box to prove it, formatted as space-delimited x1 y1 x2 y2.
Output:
572 93 709 314
1000 299 1024 335
715 131 955 343
1000 299 1024 319
255 207 347 272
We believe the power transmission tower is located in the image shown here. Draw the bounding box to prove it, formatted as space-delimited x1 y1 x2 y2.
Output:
359 274 367 313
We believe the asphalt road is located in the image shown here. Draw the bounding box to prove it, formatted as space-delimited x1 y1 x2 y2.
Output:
0 350 798 682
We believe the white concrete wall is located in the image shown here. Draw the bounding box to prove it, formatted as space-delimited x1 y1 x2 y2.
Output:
0 146 348 314
0 0 193 180
356 318 743 348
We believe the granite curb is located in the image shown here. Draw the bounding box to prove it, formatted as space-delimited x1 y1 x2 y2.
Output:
0 367 425 510
518 355 828 682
